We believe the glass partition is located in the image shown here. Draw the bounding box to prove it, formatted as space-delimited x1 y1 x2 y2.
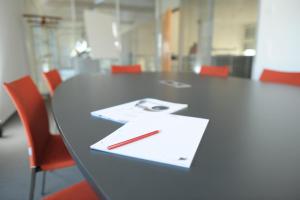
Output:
23 0 258 93
211 0 258 78
119 0 157 71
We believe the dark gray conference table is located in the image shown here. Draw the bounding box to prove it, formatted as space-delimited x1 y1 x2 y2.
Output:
52 72 300 200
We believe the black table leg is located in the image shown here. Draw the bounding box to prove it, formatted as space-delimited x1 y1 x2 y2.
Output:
0 123 2 137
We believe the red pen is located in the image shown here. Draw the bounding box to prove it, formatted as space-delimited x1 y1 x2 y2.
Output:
107 130 160 150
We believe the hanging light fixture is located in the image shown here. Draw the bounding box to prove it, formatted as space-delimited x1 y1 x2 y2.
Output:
94 0 105 5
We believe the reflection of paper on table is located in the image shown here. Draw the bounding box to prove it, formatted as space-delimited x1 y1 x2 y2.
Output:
90 113 209 168
159 80 192 88
90 98 188 124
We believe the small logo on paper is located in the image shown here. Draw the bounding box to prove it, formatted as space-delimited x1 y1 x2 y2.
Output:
178 157 187 161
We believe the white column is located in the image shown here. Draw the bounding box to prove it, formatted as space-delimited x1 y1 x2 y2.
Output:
252 0 300 80
198 0 214 66
155 0 162 70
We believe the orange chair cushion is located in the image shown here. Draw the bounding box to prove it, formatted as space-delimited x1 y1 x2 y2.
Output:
40 134 75 171
3 76 74 170
260 69 300 86
3 76 51 167
42 69 62 96
111 64 142 74
43 181 100 200
200 65 229 78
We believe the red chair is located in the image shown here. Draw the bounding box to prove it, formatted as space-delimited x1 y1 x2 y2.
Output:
42 69 62 96
260 69 300 86
111 64 142 74
43 181 100 200
200 65 230 78
3 76 75 200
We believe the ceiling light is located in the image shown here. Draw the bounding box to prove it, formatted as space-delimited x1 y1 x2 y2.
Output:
94 0 105 5
243 49 256 56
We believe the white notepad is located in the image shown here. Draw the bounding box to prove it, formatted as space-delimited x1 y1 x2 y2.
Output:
90 114 209 168
91 98 188 124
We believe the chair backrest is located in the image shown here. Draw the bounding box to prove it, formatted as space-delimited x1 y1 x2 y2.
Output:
42 69 62 96
3 76 50 168
111 64 142 74
260 69 300 86
200 65 230 78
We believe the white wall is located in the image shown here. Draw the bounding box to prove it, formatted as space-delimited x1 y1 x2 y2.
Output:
252 0 300 80
0 0 29 123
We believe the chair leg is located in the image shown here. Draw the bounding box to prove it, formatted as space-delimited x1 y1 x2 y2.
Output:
41 171 46 195
29 168 36 200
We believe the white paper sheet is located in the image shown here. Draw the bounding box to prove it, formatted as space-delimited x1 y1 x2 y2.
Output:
90 98 188 124
90 114 209 168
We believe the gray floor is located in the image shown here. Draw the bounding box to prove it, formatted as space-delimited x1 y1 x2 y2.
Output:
0 111 83 200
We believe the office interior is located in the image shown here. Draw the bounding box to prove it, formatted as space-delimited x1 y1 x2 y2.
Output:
1 0 300 199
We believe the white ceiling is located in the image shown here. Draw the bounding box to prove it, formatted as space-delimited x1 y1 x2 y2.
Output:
43 0 155 9
25 0 155 23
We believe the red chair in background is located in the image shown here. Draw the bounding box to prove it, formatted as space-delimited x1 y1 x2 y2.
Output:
260 69 300 86
3 76 75 200
111 64 142 74
43 181 99 200
200 65 230 78
42 69 62 96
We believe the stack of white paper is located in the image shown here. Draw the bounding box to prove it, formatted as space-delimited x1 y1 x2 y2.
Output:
91 98 188 124
90 114 209 168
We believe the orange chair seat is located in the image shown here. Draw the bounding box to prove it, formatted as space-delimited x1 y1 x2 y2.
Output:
41 135 75 171
260 69 300 86
42 69 62 96
43 181 100 200
111 64 142 74
200 65 229 78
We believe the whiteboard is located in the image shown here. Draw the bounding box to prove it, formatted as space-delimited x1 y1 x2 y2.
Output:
84 10 120 59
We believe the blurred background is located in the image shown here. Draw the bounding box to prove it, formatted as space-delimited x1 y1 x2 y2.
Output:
22 0 257 92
